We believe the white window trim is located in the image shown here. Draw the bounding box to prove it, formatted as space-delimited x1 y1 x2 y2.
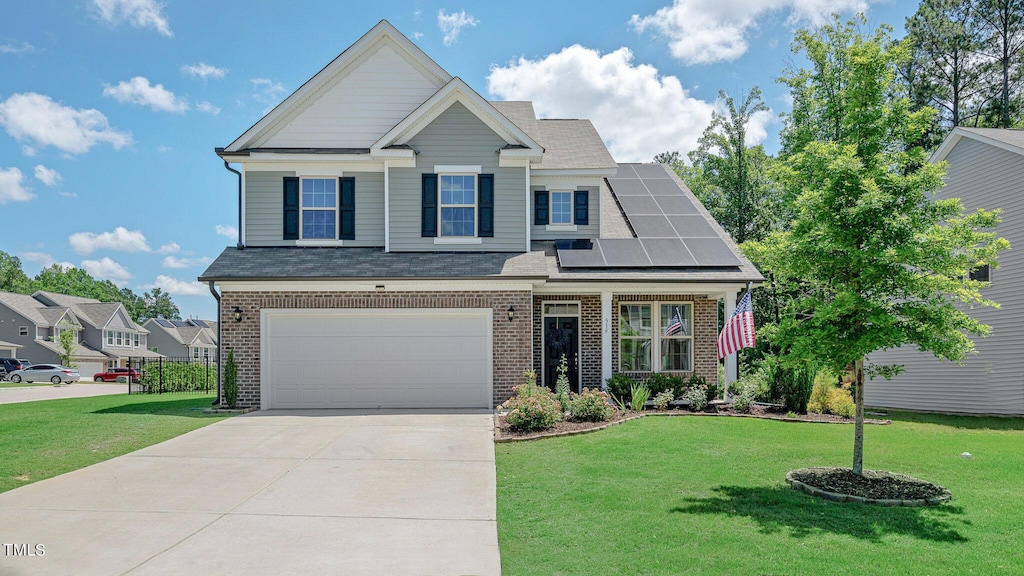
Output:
19 326 28 336
438 173 478 238
541 301 582 389
617 301 694 373
296 239 346 247
433 237 482 245
299 176 339 241
546 224 578 232
433 165 481 174
549 190 574 227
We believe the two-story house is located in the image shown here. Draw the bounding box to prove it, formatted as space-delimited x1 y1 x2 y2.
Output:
143 318 218 360
200 20 762 410
33 291 162 370
0 291 109 375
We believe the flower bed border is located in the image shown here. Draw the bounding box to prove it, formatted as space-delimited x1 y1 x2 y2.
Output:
785 467 952 506
493 410 890 443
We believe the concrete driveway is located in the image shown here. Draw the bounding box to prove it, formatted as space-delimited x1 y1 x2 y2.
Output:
0 382 127 405
0 410 500 576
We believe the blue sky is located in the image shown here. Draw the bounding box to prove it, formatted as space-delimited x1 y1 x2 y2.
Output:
0 0 917 319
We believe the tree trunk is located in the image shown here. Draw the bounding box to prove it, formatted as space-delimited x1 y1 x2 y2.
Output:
852 357 866 475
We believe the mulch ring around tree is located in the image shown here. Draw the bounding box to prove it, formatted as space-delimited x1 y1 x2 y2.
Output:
786 467 952 506
493 405 890 442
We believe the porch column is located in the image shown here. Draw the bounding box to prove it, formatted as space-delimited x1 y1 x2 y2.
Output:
724 291 737 398
601 291 613 389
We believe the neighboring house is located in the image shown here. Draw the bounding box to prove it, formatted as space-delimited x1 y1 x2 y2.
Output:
868 127 1024 415
143 318 218 360
0 290 162 378
200 20 762 410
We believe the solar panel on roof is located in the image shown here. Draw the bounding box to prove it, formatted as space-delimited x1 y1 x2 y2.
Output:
644 178 688 195
640 239 697 266
629 215 677 238
616 195 662 214
190 319 209 328
557 245 606 267
605 179 649 196
613 164 640 179
631 164 672 178
667 215 717 238
681 238 742 266
155 318 174 328
652 195 700 215
598 239 652 266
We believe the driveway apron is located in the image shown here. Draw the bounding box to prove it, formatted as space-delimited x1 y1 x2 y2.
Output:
0 409 500 576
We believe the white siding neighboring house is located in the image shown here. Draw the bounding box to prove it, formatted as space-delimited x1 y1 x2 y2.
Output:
868 127 1024 415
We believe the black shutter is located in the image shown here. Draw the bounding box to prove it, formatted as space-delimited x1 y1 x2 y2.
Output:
283 177 299 240
339 177 355 240
421 173 438 237
574 190 589 226
478 174 494 237
534 190 549 225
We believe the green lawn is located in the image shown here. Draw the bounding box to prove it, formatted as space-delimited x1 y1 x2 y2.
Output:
0 381 54 388
0 393 231 493
496 413 1024 575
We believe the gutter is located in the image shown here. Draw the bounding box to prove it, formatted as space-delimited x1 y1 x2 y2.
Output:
207 281 222 406
222 160 243 249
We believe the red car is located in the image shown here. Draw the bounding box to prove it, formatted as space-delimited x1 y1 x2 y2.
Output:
93 367 141 383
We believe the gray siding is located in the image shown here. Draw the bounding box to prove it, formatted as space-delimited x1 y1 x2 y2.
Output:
144 323 188 357
0 304 60 365
245 171 385 247
530 185 601 240
389 102 527 252
868 137 1024 415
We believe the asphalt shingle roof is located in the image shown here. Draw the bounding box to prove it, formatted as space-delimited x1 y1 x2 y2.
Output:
0 292 51 325
199 248 550 281
957 127 1024 153
490 101 617 170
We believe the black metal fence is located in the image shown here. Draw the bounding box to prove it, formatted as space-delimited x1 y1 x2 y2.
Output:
127 356 218 394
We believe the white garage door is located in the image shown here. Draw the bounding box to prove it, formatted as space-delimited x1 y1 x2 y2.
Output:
77 362 105 381
262 309 492 409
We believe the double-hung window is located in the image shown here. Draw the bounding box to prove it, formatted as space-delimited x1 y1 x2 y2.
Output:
106 330 114 345
116 332 123 346
619 302 693 372
134 333 140 348
301 178 337 239
550 191 572 224
439 175 476 237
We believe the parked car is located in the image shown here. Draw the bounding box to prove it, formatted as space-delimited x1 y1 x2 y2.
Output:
0 358 26 379
17 359 32 367
7 364 80 384
93 367 141 383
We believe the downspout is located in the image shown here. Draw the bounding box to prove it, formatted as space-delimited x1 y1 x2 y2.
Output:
208 281 222 406
222 161 243 249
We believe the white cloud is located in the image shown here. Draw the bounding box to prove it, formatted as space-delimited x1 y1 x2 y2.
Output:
630 0 874 65
0 41 34 55
181 62 226 80
91 0 173 37
157 145 172 153
196 101 220 115
0 167 35 204
34 164 62 187
488 45 768 162
69 226 151 255
162 255 212 269
20 252 75 270
437 10 477 46
156 241 180 254
412 32 424 40
103 76 188 113
250 78 287 112
59 191 78 198
214 224 238 240
145 274 207 296
0 92 132 155
81 257 133 287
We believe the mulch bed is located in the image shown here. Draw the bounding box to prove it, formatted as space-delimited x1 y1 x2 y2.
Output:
494 404 889 442
787 467 951 505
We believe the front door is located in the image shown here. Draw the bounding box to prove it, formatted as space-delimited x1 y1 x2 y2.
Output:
544 316 579 393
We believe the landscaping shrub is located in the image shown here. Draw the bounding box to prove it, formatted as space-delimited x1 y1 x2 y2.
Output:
606 373 637 405
652 390 674 411
686 385 709 411
629 382 651 412
568 388 615 422
645 373 686 397
223 350 238 408
555 355 571 412
806 379 856 418
807 381 830 414
730 377 758 413
505 384 562 432
766 360 814 414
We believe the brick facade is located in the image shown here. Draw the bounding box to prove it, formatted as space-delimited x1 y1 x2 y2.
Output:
612 294 718 386
218 290 533 408
532 295 602 390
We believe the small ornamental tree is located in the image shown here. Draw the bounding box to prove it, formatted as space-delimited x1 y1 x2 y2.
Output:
223 349 238 408
51 319 79 368
750 16 1009 476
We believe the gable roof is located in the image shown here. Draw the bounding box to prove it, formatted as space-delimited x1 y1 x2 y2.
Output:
0 291 81 327
225 20 452 153
932 127 1024 163
33 291 128 330
490 101 615 171
371 78 543 153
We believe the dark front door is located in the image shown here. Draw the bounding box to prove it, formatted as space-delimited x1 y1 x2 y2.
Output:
544 316 579 393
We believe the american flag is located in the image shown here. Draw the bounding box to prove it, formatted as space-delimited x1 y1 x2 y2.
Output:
664 307 684 336
717 290 755 359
